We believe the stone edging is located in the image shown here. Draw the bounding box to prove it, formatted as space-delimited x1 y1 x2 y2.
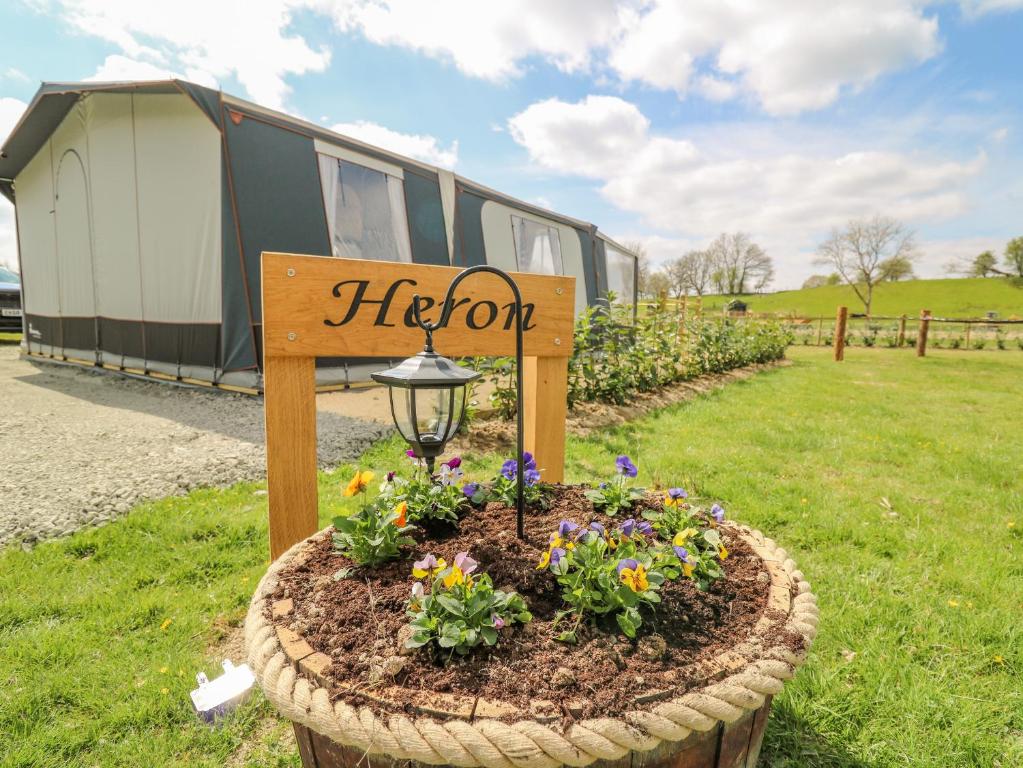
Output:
244 523 818 768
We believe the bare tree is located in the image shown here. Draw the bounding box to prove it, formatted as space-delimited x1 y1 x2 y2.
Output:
623 241 652 297
707 233 774 295
815 215 917 315
667 250 714 298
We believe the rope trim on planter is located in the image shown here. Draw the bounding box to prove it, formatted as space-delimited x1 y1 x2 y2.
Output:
245 525 817 768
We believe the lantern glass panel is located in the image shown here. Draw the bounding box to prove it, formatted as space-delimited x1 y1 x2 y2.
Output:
414 386 464 443
390 387 416 444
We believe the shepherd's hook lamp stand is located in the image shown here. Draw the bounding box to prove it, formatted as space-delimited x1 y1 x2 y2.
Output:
370 266 527 540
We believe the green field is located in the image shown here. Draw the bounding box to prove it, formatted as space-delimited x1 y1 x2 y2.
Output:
690 277 1023 319
2 347 1021 766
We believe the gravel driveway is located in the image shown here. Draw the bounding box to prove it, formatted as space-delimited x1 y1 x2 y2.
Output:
0 347 391 548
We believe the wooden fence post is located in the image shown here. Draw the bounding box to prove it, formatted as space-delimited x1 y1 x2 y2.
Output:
916 309 931 357
897 315 907 347
816 317 823 346
833 306 848 361
964 322 971 349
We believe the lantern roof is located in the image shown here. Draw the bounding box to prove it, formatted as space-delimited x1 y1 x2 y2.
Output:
371 350 481 389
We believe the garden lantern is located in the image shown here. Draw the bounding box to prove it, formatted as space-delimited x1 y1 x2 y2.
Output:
371 339 480 474
372 265 528 539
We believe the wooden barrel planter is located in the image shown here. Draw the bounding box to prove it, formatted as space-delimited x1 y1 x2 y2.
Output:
245 519 817 768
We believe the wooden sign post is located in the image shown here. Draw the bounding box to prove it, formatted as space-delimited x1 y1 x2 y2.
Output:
261 253 576 560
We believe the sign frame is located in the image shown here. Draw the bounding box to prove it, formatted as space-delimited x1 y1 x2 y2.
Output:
261 252 575 559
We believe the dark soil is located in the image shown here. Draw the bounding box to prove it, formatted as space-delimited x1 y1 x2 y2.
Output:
268 486 804 722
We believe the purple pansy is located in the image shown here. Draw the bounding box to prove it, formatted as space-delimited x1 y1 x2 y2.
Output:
414 554 441 573
462 482 480 498
549 547 566 565
524 468 541 486
668 488 687 500
406 449 417 459
492 614 506 630
673 545 689 560
589 521 605 536
619 518 637 537
446 456 462 469
500 458 518 480
558 520 579 538
522 452 537 471
386 471 396 482
616 455 638 478
616 558 639 574
711 504 725 524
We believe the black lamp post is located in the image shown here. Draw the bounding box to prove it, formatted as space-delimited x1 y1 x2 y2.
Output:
371 265 527 539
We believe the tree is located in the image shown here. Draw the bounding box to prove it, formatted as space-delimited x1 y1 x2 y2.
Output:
624 241 652 296
707 233 774 295
1005 237 1023 278
879 255 915 282
969 251 997 277
802 274 830 289
667 250 714 298
814 215 917 315
644 270 671 299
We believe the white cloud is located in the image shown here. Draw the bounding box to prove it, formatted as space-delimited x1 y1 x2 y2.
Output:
331 120 458 169
319 0 622 81
320 0 941 114
509 95 986 287
34 0 331 109
85 54 217 87
3 67 31 83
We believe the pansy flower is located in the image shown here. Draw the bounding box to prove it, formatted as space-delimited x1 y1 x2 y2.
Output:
394 501 408 528
443 551 478 588
672 539 695 577
673 527 699 548
412 553 446 578
615 455 638 478
446 456 462 469
665 488 688 506
558 520 579 538
386 471 396 482
344 469 374 497
462 482 480 498
718 544 729 560
438 462 465 486
710 504 725 526
492 613 506 630
524 468 541 486
616 558 649 592
410 581 424 601
500 458 518 480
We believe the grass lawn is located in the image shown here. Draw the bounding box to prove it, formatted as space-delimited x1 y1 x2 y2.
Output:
2 347 1021 767
677 277 1023 319
0 331 22 344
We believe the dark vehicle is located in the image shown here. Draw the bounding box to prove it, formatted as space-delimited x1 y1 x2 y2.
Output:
0 266 23 331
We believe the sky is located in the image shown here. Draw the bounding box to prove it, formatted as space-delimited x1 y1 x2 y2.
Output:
1 0 1021 289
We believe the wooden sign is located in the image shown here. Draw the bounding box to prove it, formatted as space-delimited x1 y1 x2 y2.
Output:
262 253 575 358
261 253 576 559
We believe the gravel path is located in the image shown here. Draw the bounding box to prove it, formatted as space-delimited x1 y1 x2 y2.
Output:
0 347 392 548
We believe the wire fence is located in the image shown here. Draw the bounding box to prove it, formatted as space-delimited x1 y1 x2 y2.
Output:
775 313 1023 351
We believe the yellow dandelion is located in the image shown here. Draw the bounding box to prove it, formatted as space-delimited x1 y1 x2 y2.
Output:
159 666 168 674
160 618 172 631
161 687 170 696
993 655 1005 665
1008 521 1016 529
947 599 959 608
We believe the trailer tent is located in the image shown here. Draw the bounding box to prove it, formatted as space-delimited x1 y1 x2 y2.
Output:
0 80 638 390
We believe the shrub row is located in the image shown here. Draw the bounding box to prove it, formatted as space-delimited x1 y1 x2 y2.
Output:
482 299 792 416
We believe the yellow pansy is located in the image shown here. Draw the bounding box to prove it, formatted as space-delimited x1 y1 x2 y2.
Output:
619 564 649 593
344 470 374 497
719 545 728 560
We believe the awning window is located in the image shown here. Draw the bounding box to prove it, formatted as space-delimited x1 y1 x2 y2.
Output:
511 214 562 275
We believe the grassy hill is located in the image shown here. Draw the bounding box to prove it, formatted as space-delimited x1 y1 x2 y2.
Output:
689 277 1023 318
